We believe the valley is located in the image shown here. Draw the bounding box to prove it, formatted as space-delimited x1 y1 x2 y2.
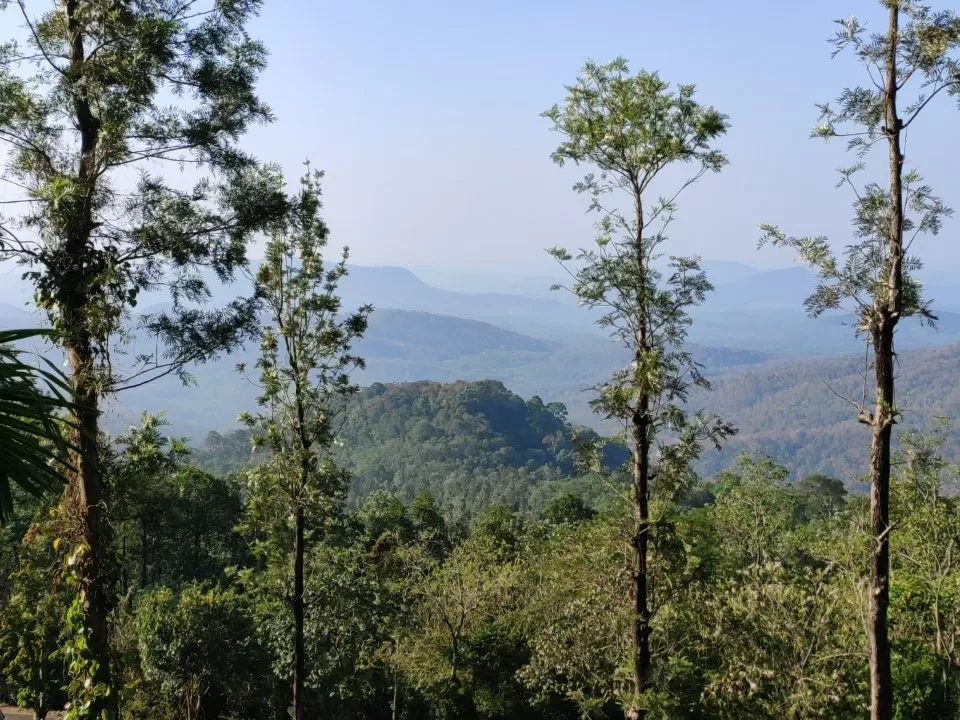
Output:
4 260 953 483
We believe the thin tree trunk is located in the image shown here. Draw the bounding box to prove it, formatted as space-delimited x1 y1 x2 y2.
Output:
293 505 305 720
629 403 651 719
66 341 114 718
868 6 903 719
869 328 894 720
61 1 114 715
290 364 311 720
627 185 651 720
274 308 313 720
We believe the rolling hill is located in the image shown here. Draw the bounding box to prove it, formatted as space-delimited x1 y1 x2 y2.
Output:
141 337 960 487
690 343 960 481
190 342 960 512
105 310 770 438
194 379 628 514
5 260 960 488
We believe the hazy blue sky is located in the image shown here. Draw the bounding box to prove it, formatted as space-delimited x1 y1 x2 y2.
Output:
231 0 960 275
4 1 960 278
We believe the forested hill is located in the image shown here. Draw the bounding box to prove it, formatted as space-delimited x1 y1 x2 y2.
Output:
694 343 960 480
196 380 627 514
197 341 960 507
343 345 960 490
361 309 553 360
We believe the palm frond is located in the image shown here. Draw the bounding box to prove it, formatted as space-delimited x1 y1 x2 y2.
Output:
0 328 78 523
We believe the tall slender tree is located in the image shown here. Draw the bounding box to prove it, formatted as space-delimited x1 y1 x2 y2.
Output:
760 4 960 717
240 166 370 720
543 58 735 718
0 2 288 713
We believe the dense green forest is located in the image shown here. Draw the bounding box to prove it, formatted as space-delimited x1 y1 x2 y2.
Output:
7 413 960 719
197 380 627 515
2 1 960 720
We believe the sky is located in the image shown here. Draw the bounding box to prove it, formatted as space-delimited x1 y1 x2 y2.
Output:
3 1 960 280
235 0 960 276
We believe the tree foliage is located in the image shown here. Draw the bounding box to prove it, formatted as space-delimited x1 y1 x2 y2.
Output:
544 57 734 717
0 329 75 523
237 166 369 720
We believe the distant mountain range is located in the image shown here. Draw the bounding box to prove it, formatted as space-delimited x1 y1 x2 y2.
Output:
92 310 771 439
333 262 960 356
3 260 959 483
4 259 959 352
